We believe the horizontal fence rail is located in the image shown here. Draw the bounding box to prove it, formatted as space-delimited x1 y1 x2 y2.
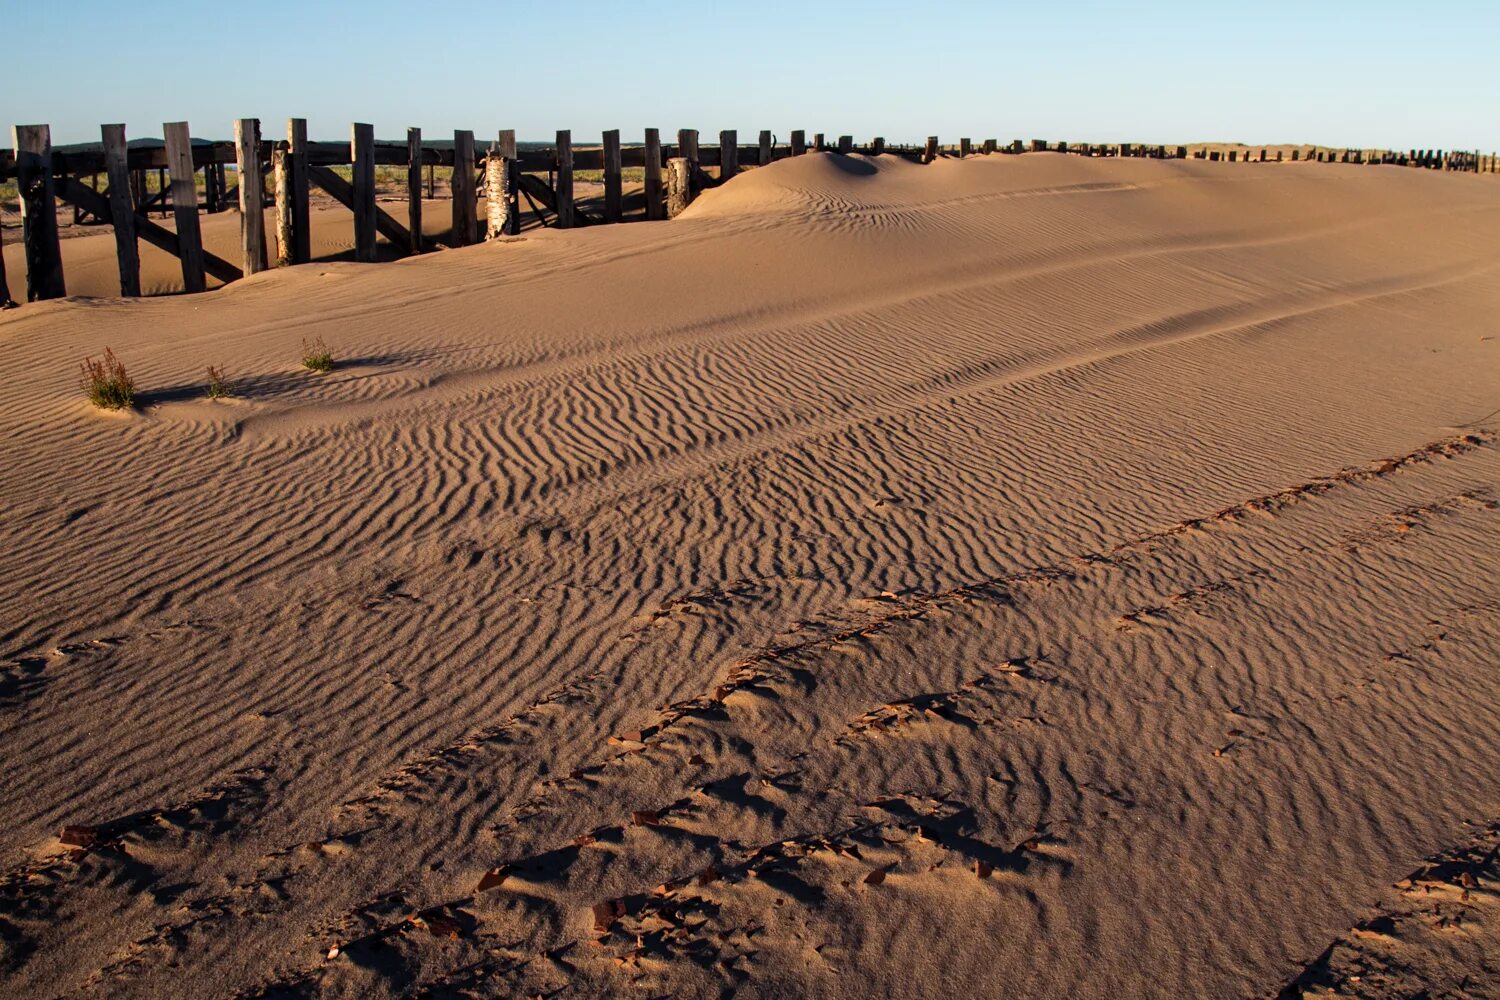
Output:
2 119 1496 308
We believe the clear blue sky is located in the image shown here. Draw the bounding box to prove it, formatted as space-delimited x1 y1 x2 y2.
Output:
7 0 1498 149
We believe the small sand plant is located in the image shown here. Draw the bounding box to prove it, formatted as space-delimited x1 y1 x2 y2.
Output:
80 349 135 410
301 337 334 373
206 365 233 399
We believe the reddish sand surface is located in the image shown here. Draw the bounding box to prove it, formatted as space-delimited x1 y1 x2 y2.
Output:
1 153 1497 999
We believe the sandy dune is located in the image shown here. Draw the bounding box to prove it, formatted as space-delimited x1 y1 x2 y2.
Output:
0 152 1497 999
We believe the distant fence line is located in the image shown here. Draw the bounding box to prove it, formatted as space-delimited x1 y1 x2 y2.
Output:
2 120 1496 307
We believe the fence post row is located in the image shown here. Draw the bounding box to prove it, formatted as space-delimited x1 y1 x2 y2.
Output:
1 123 1493 308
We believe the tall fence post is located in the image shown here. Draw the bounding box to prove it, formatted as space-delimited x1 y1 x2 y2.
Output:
407 127 423 253
555 129 575 229
759 130 772 166
236 118 268 274
602 128 623 223
101 123 140 297
959 137 971 158
12 125 66 301
451 129 477 245
273 143 293 266
644 128 665 221
924 136 939 163
351 122 377 262
812 132 824 152
677 128 700 192
791 130 806 156
498 129 519 235
485 143 512 240
288 118 311 265
720 129 738 180
162 121 206 293
666 157 693 217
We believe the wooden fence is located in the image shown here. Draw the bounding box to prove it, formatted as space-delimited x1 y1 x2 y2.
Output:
2 120 1496 307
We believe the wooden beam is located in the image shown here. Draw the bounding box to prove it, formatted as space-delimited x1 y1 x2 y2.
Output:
12 124 66 301
162 121 207 292
306 164 412 250
288 119 311 264
273 144 293 266
101 123 141 297
351 122 377 262
406 127 423 253
451 130 477 245
759 130 772 166
643 128 664 221
57 177 242 285
236 119 268 274
498 129 519 235
555 129 575 229
720 129 738 180
791 130 806 156
602 129 623 223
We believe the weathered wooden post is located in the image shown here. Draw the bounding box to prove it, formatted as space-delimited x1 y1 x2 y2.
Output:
498 129 519 236
350 122 376 262
553 130 575 229
602 129 623 223
666 157 693 217
923 136 939 163
758 130 772 166
288 119 311 264
236 118 269 273
406 127 423 253
163 121 207 293
644 128 665 221
273 143 293 266
872 136 885 155
100 123 141 297
959 137 971 158
677 128 700 193
812 132 825 152
11 125 66 301
452 130 477 245
485 143 512 240
720 129 738 179
0 226 11 307
983 139 996 154
791 130 806 156
837 135 853 154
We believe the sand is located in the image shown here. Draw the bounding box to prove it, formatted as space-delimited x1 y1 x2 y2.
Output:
0 152 1497 999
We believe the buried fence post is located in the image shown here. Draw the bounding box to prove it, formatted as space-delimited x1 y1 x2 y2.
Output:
350 122 377 263
12 124 66 301
288 118 311 264
959 137 971 158
812 132 825 152
273 143 293 266
837 135 853 154
555 129 575 229
602 128 623 223
791 130 806 156
644 128 665 221
666 157 693 217
163 121 207 293
759 130 772 165
0 225 10 306
872 136 885 155
237 118 269 274
101 123 141 297
677 128 700 191
720 129 738 180
407 127 423 253
451 129 478 245
923 136 939 163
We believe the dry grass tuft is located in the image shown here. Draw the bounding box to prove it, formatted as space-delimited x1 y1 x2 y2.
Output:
206 365 233 399
80 349 135 409
301 338 334 373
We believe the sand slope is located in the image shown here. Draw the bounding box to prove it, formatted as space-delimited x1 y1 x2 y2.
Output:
0 153 1497 999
